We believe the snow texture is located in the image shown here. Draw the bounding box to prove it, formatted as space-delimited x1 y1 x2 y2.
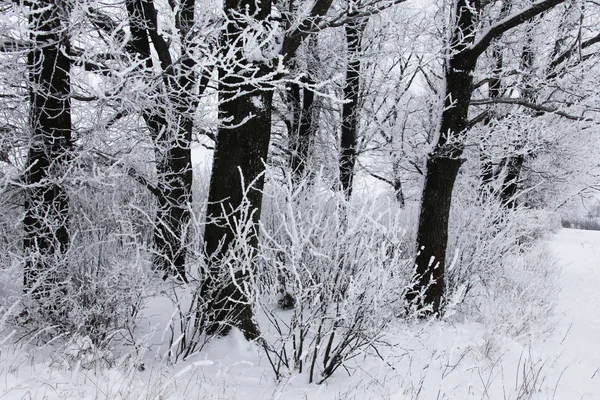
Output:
0 229 598 399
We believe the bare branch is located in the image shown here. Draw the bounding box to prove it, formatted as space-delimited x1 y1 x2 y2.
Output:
366 171 394 187
138 0 173 71
86 7 126 40
470 97 594 121
0 37 30 52
467 110 489 129
466 0 566 59
282 0 408 62
281 0 336 62
548 32 600 77
92 150 162 198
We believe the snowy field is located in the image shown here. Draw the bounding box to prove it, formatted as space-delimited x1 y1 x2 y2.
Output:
0 228 598 399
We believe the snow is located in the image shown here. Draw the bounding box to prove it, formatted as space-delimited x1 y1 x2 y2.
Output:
1 229 600 399
542 229 600 398
251 95 264 110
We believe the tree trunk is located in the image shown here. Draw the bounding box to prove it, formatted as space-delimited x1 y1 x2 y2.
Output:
409 156 463 312
479 149 495 193
201 0 272 340
498 30 534 209
289 80 316 184
392 160 405 207
340 19 366 200
152 48 196 282
201 77 272 340
23 0 72 300
499 154 524 208
480 1 511 196
125 0 197 281
153 137 192 281
407 0 478 315
407 0 566 314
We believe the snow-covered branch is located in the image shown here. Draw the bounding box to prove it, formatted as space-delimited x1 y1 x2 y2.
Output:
470 97 595 121
466 0 566 59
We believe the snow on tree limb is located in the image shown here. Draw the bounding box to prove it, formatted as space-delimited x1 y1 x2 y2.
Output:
548 32 600 77
281 0 408 62
470 97 596 122
466 0 566 59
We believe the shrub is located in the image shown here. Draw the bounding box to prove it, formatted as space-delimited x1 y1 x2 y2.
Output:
258 171 409 383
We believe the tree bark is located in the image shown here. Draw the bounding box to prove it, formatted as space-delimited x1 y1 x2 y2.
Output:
151 32 196 282
499 154 524 208
409 0 565 314
124 0 198 281
407 0 478 315
24 0 73 300
200 0 338 340
340 18 366 200
289 79 316 184
200 0 272 340
408 64 475 314
392 160 405 208
153 138 192 281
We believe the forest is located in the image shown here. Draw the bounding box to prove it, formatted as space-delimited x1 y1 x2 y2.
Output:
0 0 599 398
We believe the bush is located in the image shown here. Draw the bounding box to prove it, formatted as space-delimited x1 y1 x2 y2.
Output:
257 171 409 383
10 173 157 367
446 184 560 341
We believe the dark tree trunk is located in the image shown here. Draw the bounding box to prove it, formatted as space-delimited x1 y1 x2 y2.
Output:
407 0 565 314
410 157 463 312
394 177 405 207
289 80 316 184
408 63 474 314
125 0 198 281
153 138 192 281
479 149 495 192
392 160 405 208
200 0 272 340
23 0 72 299
407 0 479 315
151 41 196 282
498 31 534 209
340 19 366 200
499 154 524 208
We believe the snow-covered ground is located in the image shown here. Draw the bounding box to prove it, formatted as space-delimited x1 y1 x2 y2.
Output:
544 229 600 399
0 229 599 399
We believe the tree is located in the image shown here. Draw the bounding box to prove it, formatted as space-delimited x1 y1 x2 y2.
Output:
475 1 599 208
124 0 206 281
288 75 317 185
200 0 350 338
200 0 275 339
340 16 367 200
478 0 512 197
23 0 73 304
498 25 533 209
407 0 567 315
85 0 213 281
199 0 409 337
